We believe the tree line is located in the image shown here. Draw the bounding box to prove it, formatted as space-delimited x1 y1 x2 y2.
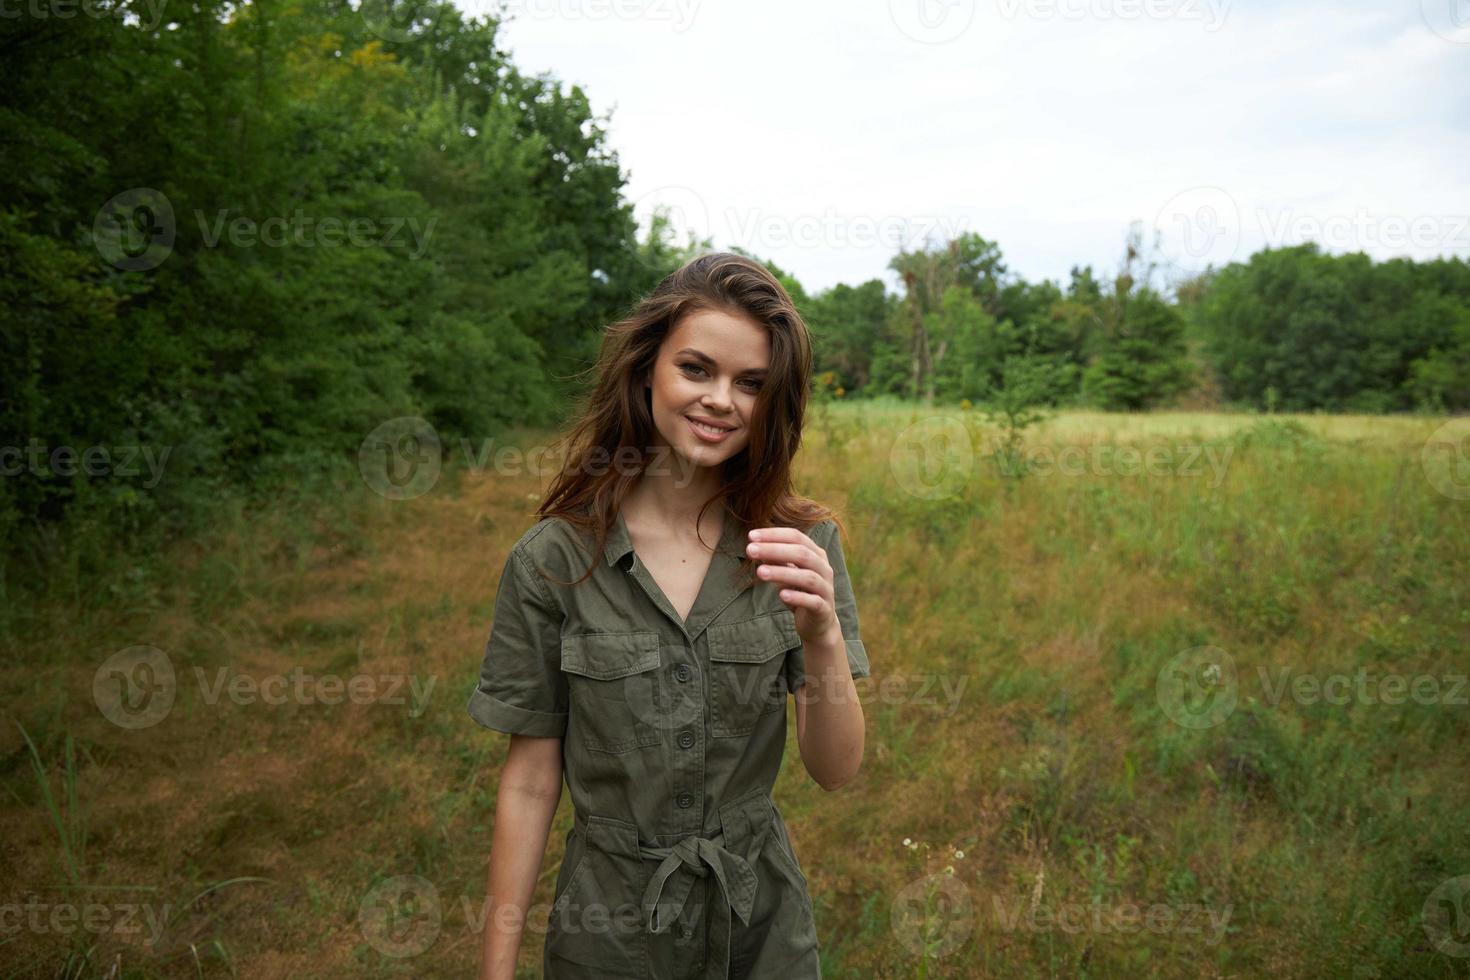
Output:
769 228 1470 415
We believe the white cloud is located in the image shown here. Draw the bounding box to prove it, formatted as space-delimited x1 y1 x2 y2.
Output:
482 0 1470 293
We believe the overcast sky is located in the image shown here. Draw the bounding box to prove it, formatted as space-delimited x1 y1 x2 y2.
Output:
473 0 1469 295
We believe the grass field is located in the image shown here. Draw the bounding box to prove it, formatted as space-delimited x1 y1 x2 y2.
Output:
4 403 1469 978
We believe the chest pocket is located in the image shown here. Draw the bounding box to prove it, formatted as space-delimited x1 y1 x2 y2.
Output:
561 631 664 755
707 608 801 737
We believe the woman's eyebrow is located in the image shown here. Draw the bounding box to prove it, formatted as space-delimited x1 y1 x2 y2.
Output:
675 348 768 376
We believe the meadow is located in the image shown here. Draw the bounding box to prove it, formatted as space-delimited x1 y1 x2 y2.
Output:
4 401 1469 978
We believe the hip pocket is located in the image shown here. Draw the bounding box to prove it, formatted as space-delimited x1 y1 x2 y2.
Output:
544 815 649 976
765 806 812 890
550 829 588 920
731 807 821 974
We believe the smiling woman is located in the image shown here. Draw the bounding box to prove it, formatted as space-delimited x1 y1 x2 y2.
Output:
468 252 871 980
649 311 769 463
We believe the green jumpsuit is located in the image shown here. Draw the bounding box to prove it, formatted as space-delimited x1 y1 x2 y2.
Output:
467 504 871 979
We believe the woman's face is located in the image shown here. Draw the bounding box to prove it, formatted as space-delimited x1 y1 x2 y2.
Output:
645 306 770 471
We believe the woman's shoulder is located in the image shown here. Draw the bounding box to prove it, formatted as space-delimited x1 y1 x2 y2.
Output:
804 516 840 547
510 513 602 567
779 498 843 547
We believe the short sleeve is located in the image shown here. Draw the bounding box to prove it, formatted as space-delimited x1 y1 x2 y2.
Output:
785 520 871 692
467 545 569 737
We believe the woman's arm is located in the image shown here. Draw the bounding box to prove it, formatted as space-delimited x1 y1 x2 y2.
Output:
793 628 866 790
752 521 870 791
480 733 565 980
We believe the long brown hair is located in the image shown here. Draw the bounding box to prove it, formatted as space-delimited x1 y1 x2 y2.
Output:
536 251 840 588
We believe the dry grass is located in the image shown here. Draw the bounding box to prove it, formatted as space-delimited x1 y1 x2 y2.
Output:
4 404 1469 978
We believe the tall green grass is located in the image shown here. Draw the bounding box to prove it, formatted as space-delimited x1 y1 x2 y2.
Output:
4 404 1468 977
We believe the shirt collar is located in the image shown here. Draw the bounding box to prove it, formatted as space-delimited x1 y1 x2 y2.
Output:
603 508 634 567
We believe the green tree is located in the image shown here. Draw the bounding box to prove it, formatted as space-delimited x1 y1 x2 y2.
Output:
803 280 894 394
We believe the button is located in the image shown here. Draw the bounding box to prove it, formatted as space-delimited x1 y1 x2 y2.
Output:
679 924 694 939
675 664 692 682
676 792 694 808
677 730 695 748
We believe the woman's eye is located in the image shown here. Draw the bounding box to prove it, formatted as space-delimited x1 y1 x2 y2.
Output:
680 363 760 392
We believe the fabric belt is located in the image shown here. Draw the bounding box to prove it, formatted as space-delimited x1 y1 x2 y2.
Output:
573 792 776 980
640 830 756 979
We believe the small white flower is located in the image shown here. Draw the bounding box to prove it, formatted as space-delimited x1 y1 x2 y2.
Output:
903 837 912 847
954 849 965 859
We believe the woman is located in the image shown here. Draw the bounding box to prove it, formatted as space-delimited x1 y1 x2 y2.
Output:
469 252 871 979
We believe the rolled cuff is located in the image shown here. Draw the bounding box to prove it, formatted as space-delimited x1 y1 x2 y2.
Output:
467 688 568 737
791 638 870 689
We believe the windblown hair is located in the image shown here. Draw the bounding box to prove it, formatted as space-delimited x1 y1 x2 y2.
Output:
535 251 842 587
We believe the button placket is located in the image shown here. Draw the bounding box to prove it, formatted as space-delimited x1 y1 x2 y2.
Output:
666 649 703 827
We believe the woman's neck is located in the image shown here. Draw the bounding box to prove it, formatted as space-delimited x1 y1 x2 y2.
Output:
621 470 725 533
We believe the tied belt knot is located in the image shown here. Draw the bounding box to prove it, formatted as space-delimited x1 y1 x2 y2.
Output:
640 832 758 936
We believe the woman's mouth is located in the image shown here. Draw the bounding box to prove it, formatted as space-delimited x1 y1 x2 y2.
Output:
686 415 735 443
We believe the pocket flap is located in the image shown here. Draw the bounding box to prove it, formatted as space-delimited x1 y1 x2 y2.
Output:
708 608 801 664
561 631 661 680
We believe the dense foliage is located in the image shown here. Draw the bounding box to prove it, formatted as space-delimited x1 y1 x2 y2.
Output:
1 0 671 579
1185 244 1470 413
